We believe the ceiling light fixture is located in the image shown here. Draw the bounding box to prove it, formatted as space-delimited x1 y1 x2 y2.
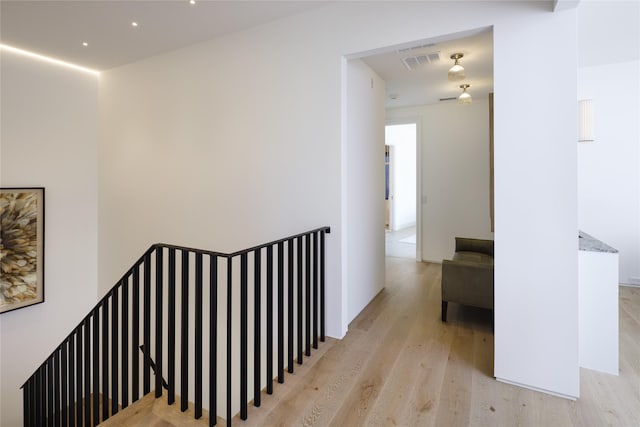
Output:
82 42 88 47
448 53 466 81
458 84 472 105
131 21 139 27
189 0 196 4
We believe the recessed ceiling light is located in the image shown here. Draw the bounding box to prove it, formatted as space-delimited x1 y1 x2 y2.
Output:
131 21 138 27
82 42 88 47
189 0 196 4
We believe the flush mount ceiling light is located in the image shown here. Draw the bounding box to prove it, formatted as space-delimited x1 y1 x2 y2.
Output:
448 53 466 81
131 21 139 27
458 84 472 105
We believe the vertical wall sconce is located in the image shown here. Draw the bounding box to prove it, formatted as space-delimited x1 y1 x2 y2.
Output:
578 99 595 142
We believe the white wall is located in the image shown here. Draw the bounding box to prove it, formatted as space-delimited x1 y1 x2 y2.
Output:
493 9 579 398
345 59 386 322
386 124 417 231
98 22 346 336
387 100 493 262
99 1 580 399
0 51 98 426
577 60 640 286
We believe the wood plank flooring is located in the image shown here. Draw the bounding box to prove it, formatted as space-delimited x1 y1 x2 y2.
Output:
102 257 640 426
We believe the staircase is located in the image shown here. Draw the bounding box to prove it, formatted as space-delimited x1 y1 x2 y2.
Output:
21 227 331 426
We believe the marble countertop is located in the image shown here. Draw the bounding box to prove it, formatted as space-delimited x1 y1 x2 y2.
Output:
579 231 618 253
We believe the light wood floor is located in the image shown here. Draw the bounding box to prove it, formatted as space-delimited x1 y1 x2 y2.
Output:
102 257 640 426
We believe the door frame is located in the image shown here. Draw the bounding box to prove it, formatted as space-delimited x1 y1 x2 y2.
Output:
385 117 422 261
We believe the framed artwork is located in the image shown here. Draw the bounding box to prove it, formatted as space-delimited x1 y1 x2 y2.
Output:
1 188 45 314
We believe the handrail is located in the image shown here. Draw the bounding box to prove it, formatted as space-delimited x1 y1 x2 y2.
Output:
21 226 331 426
160 225 331 258
20 246 156 387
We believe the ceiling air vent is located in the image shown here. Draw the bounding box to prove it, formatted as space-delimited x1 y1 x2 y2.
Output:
439 97 457 102
401 51 440 70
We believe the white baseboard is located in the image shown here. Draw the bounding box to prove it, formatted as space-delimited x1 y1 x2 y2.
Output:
622 277 640 287
496 377 578 401
621 283 640 288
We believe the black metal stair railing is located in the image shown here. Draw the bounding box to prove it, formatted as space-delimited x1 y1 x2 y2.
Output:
21 226 331 426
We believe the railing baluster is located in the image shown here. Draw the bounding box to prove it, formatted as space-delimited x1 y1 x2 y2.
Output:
305 234 311 356
277 242 284 383
168 248 176 405
240 252 248 420
33 371 38 427
195 252 204 419
53 350 60 426
266 245 273 394
46 356 53 427
22 380 28 427
23 378 31 427
92 308 99 426
38 365 45 427
29 378 38 426
112 287 119 416
101 300 108 421
84 319 91 426
33 370 38 427
155 248 164 399
143 253 152 395
226 256 233 426
121 279 129 410
33 377 39 427
253 248 261 407
68 334 75 427
209 254 218 427
132 267 140 403
321 230 326 341
180 250 189 412
61 343 68 427
287 238 294 373
76 326 83 425
31 378 36 427
297 236 303 364
22 376 30 427
313 232 319 349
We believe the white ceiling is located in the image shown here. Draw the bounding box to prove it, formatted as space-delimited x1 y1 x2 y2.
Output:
360 28 494 108
577 0 640 68
1 1 637 108
0 0 324 71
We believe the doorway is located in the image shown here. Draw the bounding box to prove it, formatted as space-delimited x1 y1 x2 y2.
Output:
384 122 418 259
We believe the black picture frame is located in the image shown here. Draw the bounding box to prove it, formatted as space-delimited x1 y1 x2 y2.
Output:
1 187 45 314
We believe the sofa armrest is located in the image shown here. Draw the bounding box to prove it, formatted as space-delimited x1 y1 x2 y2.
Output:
441 260 494 310
454 237 494 257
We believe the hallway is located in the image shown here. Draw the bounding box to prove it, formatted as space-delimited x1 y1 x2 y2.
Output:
385 226 416 259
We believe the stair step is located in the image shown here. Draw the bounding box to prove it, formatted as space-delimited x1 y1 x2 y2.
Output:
97 391 221 426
